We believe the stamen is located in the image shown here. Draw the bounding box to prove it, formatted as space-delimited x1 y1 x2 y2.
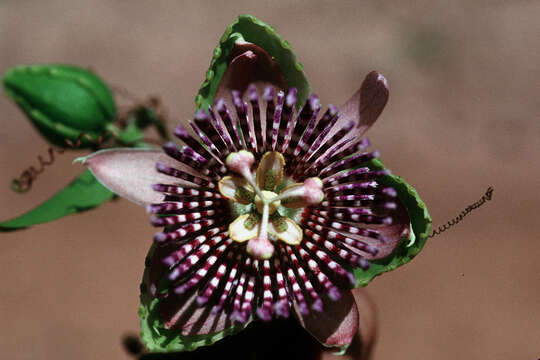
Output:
274 177 324 206
246 202 274 259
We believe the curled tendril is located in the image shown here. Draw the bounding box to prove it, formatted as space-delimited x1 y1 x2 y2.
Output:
10 96 168 194
429 186 494 238
9 131 164 193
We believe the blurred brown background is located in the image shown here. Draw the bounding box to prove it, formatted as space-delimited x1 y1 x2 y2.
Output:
1 1 539 359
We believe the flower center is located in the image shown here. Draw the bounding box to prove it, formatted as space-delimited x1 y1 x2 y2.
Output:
254 190 280 215
218 150 324 259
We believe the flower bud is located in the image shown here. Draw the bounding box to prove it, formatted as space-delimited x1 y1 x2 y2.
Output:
2 64 116 148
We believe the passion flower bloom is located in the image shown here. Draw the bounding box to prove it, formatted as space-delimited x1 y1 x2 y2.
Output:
80 15 430 355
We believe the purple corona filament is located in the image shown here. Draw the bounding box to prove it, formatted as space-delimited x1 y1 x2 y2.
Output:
148 84 405 327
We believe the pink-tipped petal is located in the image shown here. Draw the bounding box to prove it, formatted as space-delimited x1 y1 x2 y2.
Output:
215 41 287 104
295 290 360 349
318 288 378 360
79 148 193 206
329 71 389 142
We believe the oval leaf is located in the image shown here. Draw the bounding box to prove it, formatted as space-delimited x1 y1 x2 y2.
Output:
0 170 114 231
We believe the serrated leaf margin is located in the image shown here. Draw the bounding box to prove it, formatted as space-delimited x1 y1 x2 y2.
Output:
195 14 311 111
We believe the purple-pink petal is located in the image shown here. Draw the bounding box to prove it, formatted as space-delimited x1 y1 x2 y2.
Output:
295 290 360 348
80 149 190 206
215 41 288 105
336 70 389 140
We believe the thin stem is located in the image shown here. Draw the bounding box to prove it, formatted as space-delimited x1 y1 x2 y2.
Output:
258 203 270 238
241 169 266 202
271 186 304 203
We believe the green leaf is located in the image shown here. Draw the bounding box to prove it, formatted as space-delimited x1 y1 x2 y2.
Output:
195 14 311 111
139 245 248 352
354 159 432 287
2 64 116 148
0 170 114 231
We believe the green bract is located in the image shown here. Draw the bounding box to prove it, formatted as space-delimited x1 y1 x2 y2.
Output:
195 14 310 112
354 159 432 286
2 64 116 148
139 245 249 352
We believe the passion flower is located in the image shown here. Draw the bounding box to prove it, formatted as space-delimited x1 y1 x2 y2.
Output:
80 14 431 355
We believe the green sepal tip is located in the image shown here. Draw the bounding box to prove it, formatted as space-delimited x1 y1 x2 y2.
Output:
195 14 311 112
353 159 432 287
